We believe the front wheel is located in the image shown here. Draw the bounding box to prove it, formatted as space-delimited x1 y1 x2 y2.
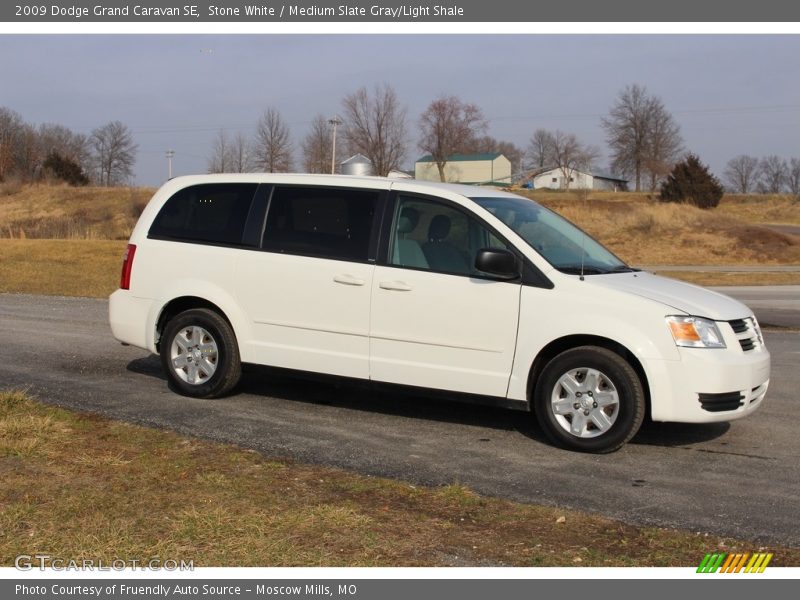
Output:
534 346 645 453
160 308 241 398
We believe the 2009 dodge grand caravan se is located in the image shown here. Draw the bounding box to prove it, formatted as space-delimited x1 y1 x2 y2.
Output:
110 174 770 452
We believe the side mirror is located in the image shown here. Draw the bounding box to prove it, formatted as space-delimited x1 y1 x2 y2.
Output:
475 248 520 280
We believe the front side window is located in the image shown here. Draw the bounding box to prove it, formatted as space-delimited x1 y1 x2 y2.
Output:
472 196 630 275
149 183 258 245
389 195 507 277
262 186 377 262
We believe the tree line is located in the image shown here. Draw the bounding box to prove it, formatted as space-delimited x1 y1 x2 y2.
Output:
207 82 685 192
206 85 526 181
2 82 796 195
0 107 137 186
723 154 800 195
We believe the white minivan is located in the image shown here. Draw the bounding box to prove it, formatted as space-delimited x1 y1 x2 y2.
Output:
109 174 770 452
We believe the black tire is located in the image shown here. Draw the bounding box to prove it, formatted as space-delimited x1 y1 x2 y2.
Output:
533 346 645 453
160 308 241 398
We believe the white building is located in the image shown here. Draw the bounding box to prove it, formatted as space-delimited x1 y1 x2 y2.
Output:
530 167 628 191
415 153 512 185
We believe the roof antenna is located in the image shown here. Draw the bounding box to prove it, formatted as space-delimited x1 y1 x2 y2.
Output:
579 232 586 281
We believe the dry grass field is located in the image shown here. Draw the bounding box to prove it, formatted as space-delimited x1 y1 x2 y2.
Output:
0 184 798 298
0 182 153 240
2 389 797 567
0 239 126 297
718 194 800 226
518 189 800 265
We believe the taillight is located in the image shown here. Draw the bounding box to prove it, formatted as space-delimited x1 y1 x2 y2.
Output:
120 244 136 290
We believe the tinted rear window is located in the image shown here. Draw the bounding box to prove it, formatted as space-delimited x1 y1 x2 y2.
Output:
149 183 258 245
262 186 377 261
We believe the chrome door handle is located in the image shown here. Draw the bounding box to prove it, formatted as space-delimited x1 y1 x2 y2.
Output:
333 274 365 286
379 280 412 292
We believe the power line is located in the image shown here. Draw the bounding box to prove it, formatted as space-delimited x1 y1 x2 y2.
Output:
130 119 314 135
121 103 800 136
488 103 800 123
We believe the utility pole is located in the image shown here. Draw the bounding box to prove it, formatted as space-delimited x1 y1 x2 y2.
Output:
328 116 342 174
165 149 175 179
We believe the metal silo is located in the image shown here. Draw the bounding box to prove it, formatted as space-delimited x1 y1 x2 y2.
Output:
340 153 373 176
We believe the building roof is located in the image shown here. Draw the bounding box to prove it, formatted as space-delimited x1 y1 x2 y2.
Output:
592 172 628 183
531 166 628 183
340 153 372 165
416 152 503 163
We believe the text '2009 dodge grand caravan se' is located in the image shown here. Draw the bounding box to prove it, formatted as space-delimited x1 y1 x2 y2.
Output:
109 174 770 452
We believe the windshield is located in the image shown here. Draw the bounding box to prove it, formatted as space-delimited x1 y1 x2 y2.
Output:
472 196 632 275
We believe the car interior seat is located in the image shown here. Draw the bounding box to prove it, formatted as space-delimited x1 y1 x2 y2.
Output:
422 214 470 274
393 206 429 269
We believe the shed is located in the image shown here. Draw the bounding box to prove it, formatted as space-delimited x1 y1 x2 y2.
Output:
415 153 512 185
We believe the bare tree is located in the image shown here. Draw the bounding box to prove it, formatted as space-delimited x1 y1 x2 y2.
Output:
229 132 252 173
301 115 333 174
786 158 800 197
550 130 600 190
527 128 556 169
89 121 137 186
723 155 760 193
207 130 232 174
14 123 41 181
38 124 90 173
642 101 683 191
0 107 25 181
418 95 487 182
1 109 92 183
758 155 788 194
602 84 682 191
207 130 251 174
253 108 293 173
495 141 523 174
341 84 407 176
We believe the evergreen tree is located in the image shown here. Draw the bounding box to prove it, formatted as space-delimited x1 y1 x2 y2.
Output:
43 151 89 186
659 154 723 209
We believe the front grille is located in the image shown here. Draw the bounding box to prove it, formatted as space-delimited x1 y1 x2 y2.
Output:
740 338 755 352
729 319 748 334
698 391 745 412
727 317 761 353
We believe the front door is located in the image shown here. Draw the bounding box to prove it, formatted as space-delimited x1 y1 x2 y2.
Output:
369 194 521 397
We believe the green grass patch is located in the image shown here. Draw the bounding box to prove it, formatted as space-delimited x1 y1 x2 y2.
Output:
1 390 798 567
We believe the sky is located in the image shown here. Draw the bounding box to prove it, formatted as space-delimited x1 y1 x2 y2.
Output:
1 34 799 186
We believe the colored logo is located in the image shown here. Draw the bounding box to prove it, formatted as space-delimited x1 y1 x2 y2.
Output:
697 552 773 573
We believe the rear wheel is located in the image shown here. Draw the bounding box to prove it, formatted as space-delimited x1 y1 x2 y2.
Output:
534 346 644 453
160 308 241 398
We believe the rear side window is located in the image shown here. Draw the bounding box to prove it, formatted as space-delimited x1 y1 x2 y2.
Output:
149 183 258 245
262 186 377 261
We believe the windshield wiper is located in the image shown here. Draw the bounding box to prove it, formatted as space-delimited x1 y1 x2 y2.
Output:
557 265 607 275
609 265 640 273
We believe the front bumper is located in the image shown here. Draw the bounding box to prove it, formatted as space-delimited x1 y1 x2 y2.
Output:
647 344 770 423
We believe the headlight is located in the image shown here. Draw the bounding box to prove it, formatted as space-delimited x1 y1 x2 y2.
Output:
751 316 764 345
666 316 726 348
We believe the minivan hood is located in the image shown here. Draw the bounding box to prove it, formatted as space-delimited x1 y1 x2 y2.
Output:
586 271 752 321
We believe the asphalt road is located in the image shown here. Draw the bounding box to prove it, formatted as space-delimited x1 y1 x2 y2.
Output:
1 292 799 545
711 285 800 329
